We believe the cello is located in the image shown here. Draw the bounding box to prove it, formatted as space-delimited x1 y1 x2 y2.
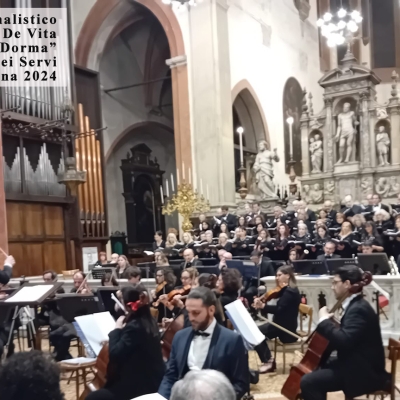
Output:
281 271 373 400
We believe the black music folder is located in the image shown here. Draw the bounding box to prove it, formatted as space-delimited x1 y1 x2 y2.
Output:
357 253 391 275
292 260 327 275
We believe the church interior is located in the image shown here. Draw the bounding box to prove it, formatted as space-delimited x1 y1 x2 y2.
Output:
1 0 400 399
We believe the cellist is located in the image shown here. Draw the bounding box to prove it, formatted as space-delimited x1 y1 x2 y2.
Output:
252 265 301 374
300 265 390 400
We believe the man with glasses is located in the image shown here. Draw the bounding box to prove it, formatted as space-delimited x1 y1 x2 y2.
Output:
300 265 390 400
317 241 340 261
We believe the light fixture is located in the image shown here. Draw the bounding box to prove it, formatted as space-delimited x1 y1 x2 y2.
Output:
236 126 244 134
317 7 363 52
286 117 294 125
162 0 200 8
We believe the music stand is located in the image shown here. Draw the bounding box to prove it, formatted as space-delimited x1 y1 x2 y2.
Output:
198 258 220 266
91 267 117 280
0 282 63 358
326 258 355 275
97 287 119 319
137 262 157 279
292 260 327 275
57 294 100 323
357 253 391 275
226 260 259 281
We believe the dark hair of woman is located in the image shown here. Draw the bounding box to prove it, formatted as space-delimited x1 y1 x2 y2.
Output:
237 216 246 226
276 223 290 238
364 221 379 237
316 225 328 238
198 273 217 289
259 229 270 239
121 284 158 336
254 215 265 225
277 265 297 288
157 267 176 286
202 221 210 230
101 272 118 286
221 268 242 295
155 230 163 237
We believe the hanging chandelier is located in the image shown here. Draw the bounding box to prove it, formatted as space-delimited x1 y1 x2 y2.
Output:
317 8 362 48
162 0 199 8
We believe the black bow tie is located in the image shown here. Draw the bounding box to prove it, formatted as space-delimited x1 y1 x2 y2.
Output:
193 330 210 337
325 255 331 258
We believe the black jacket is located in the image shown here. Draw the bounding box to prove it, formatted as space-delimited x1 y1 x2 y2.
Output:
261 286 300 343
317 296 389 398
106 316 165 400
259 258 275 277
179 259 203 270
216 213 237 232
317 254 341 261
0 266 12 285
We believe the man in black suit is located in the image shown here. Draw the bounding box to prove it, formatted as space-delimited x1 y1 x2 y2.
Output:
159 287 249 399
372 193 390 213
215 206 237 232
316 241 341 261
299 200 316 222
300 265 390 400
180 248 203 270
0 255 15 285
341 195 362 219
323 200 337 222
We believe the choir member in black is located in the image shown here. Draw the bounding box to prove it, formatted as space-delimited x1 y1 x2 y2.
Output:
253 265 301 373
323 200 337 224
299 200 316 221
253 215 265 230
253 223 264 243
372 193 390 213
274 223 290 261
152 267 176 322
292 223 311 246
387 215 400 263
155 252 170 267
237 216 247 229
317 209 329 228
94 251 109 267
255 229 273 256
373 209 393 233
361 221 384 252
165 233 181 258
152 231 165 251
215 206 237 232
198 213 208 232
197 231 216 259
116 255 131 279
267 206 285 229
329 212 346 237
216 268 242 321
181 232 195 250
252 202 266 220
352 214 366 239
232 227 250 257
300 265 390 400
217 233 233 253
341 194 363 219
87 284 165 400
335 221 357 258
317 241 340 261
180 248 203 269
287 248 300 268
219 222 231 238
101 272 118 287
294 210 314 234
313 225 331 257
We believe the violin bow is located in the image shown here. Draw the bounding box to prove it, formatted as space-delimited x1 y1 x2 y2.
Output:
258 315 302 340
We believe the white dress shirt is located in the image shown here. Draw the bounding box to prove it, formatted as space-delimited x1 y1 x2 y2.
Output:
318 293 358 324
187 318 216 371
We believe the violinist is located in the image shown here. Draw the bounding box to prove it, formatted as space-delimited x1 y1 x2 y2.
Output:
252 265 301 373
101 272 118 287
116 255 131 279
71 271 91 294
152 268 176 322
87 284 165 400
300 265 390 400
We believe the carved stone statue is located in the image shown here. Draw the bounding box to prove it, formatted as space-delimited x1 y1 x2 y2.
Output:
253 141 279 199
325 180 335 195
335 102 359 164
310 183 323 204
309 133 323 173
388 176 400 197
375 177 390 198
376 125 390 166
302 184 311 203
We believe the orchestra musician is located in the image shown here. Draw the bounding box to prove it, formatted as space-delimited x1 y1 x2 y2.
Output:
0 255 15 285
252 265 301 373
87 284 165 400
110 253 119 264
116 255 131 279
317 241 340 261
216 250 233 270
152 268 176 322
94 251 109 267
300 265 390 400
216 268 242 320
101 272 118 287
158 287 249 400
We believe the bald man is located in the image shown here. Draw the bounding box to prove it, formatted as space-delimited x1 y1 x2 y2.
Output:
323 200 337 222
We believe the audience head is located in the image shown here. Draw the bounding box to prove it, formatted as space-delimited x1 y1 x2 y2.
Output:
0 351 64 400
324 240 336 256
276 265 296 288
183 248 195 262
101 272 118 287
170 369 236 400
98 251 107 263
110 253 119 263
125 266 141 284
332 265 362 299
186 287 216 331
181 267 199 287
43 270 57 282
73 271 85 289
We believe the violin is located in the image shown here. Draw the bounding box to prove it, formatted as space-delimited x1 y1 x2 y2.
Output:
260 285 283 302
281 271 373 400
167 285 191 302
152 281 168 308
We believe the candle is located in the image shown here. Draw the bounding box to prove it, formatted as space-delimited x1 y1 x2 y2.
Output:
207 184 210 200
182 163 185 181
287 117 294 160
166 179 170 197
237 127 244 164
177 169 180 186
160 185 164 204
200 179 204 195
193 172 197 191
189 168 191 185
171 174 175 192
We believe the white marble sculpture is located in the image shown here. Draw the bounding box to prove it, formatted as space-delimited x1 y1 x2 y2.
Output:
376 126 391 166
253 141 279 199
309 134 323 173
310 183 323 204
335 102 359 164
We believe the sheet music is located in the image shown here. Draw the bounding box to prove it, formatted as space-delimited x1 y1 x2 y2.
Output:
5 285 53 303
132 394 167 400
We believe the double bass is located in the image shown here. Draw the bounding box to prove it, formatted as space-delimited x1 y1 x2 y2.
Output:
281 271 373 400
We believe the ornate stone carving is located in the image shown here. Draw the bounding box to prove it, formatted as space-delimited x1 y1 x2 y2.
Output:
324 180 335 195
361 177 373 195
335 102 359 164
293 0 310 21
375 177 391 198
302 184 311 204
309 183 323 204
376 125 391 166
309 132 323 173
376 108 388 120
253 141 279 199
309 117 323 130
388 176 400 197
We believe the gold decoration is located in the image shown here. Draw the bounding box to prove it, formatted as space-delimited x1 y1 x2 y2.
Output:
162 183 210 232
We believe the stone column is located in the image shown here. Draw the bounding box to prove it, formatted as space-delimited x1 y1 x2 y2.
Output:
188 0 236 207
324 98 334 172
0 121 8 261
360 91 371 169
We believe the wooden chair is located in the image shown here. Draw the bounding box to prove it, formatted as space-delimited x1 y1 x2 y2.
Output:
273 304 313 374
